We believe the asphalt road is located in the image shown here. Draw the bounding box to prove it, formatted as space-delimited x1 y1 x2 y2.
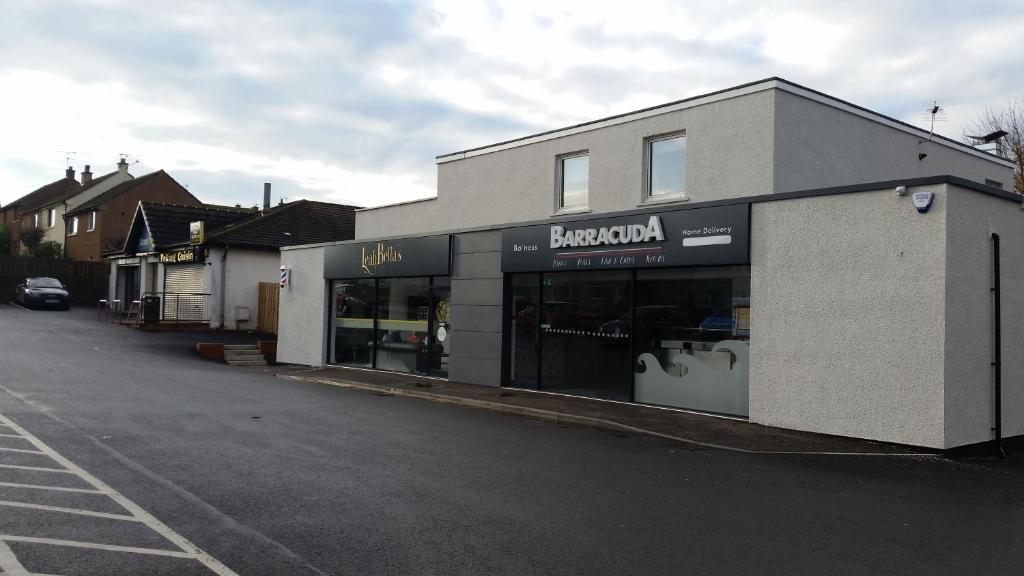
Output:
0 304 1022 575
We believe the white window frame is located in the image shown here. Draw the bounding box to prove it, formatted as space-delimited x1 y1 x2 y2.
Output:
33 213 39 228
87 211 96 232
69 216 79 236
555 150 590 214
642 130 688 204
47 208 56 228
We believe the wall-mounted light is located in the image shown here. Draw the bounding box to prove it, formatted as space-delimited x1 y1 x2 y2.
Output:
896 185 908 197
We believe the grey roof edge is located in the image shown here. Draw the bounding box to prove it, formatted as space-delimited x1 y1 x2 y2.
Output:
434 77 1015 169
355 196 436 212
281 175 1021 251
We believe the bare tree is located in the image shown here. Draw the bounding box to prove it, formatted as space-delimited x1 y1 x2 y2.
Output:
964 97 1024 194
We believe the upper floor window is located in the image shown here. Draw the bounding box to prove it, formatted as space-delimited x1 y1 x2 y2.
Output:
69 216 79 236
87 211 97 232
33 213 39 228
558 152 589 210
47 208 56 228
646 132 686 199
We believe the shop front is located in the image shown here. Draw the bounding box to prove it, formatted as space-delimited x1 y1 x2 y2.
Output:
325 235 452 377
502 203 751 416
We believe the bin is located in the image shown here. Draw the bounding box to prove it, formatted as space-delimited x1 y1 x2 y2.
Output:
142 295 161 323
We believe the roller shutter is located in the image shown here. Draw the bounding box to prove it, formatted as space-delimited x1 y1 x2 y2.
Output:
162 264 206 320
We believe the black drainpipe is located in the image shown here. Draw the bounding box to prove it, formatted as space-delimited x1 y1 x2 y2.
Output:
991 233 1004 458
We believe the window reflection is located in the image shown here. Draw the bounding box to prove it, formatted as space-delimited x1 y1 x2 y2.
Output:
332 279 375 367
540 270 632 401
649 135 686 197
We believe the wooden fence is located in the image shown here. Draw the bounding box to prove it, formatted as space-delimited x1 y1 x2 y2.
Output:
257 282 279 334
0 256 108 306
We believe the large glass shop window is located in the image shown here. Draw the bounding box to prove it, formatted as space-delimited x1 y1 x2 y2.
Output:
633 266 750 416
541 270 632 401
332 279 375 366
509 274 540 386
505 266 750 417
376 278 430 373
331 277 448 376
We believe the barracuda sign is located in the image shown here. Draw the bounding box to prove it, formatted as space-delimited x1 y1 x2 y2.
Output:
550 216 665 248
502 204 749 272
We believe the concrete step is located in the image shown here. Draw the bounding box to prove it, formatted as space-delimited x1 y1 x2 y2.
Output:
224 350 264 358
226 359 267 367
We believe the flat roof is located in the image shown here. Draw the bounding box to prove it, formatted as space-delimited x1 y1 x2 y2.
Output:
435 77 1015 169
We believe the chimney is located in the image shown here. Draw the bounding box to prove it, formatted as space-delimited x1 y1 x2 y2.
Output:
81 165 93 185
263 182 271 210
65 166 75 180
117 157 129 177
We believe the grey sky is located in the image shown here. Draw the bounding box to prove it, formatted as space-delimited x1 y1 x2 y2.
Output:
1 0 1021 208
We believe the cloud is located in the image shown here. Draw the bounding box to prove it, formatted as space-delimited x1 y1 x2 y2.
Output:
1 0 1022 209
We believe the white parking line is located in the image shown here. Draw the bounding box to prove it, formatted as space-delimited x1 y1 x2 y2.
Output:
0 434 25 438
0 481 103 494
0 413 239 576
0 447 45 455
0 540 28 574
0 499 140 522
0 464 72 474
0 534 194 559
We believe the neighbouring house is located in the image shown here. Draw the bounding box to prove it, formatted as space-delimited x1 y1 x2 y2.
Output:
1 167 81 255
64 169 200 262
107 194 358 330
0 160 134 256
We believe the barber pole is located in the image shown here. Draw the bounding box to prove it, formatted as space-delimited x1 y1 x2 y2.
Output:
280 266 289 288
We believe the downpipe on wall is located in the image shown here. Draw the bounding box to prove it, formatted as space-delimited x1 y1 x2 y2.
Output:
220 245 229 330
991 233 1004 459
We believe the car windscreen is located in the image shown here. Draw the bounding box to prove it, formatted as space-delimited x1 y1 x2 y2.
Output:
28 278 63 289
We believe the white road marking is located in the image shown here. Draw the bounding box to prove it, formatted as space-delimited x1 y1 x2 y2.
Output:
0 433 25 438
0 499 141 522
0 447 45 455
0 534 193 559
0 414 240 576
0 463 72 474
0 540 28 575
0 481 103 494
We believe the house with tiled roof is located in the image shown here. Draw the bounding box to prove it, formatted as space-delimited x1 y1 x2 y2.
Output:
0 160 135 256
1 167 81 255
64 168 200 261
107 194 358 330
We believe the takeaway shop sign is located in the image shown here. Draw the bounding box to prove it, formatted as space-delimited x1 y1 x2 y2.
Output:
501 203 750 272
159 248 201 264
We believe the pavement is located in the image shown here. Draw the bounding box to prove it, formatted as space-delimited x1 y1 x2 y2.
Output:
1 303 1023 576
276 367 932 455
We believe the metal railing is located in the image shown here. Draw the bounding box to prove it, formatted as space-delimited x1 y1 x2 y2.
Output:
142 292 211 327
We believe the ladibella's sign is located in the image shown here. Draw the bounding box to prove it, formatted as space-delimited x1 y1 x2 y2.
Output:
323 235 451 279
360 242 403 275
159 248 201 264
502 204 749 272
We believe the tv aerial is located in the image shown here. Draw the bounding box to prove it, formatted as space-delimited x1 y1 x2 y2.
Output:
920 101 947 143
